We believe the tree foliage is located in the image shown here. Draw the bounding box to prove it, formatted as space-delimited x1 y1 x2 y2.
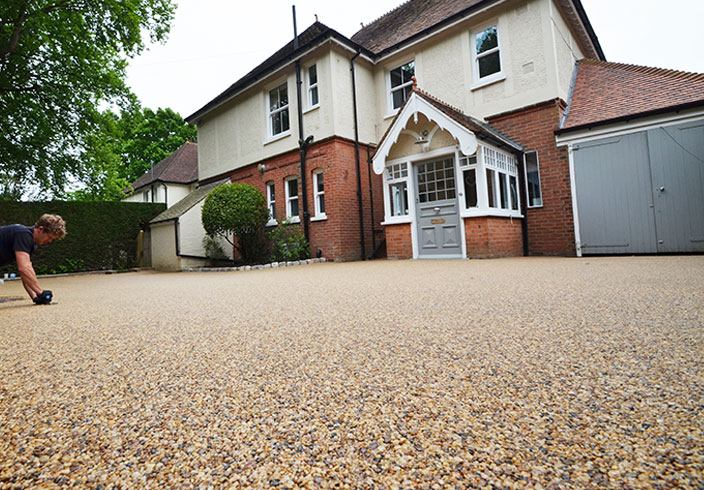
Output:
202 183 269 264
0 0 176 199
69 106 196 201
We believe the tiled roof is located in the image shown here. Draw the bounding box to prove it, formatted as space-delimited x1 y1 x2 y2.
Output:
415 88 522 151
560 59 704 131
130 141 198 191
186 22 368 123
150 179 227 224
352 0 602 58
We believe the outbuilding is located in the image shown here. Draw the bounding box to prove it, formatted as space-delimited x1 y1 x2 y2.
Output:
556 60 704 255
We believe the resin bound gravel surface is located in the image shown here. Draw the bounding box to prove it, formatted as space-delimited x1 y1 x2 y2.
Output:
0 257 702 489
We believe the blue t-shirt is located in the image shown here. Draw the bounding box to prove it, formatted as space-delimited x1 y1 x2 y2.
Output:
0 225 36 266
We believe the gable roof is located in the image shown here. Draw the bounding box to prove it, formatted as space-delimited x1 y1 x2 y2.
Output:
352 0 603 59
372 85 521 174
130 141 198 191
150 179 227 224
559 59 704 133
186 22 371 123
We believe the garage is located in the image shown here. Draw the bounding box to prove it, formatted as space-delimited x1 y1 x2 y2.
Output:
556 59 704 256
571 120 704 254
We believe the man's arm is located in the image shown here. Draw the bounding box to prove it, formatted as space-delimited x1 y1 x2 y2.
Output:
15 251 42 299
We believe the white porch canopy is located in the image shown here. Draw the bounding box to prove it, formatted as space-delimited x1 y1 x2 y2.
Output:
372 91 478 175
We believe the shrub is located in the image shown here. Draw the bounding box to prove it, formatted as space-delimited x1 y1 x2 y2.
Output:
267 219 310 262
201 183 268 264
202 235 229 266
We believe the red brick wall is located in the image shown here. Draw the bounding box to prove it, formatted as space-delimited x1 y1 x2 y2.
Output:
464 217 523 258
487 100 576 256
210 137 384 262
385 223 413 259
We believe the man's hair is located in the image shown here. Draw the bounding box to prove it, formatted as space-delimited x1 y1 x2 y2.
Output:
35 214 66 239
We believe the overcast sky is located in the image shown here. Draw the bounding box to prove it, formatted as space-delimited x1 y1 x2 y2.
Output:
125 0 704 118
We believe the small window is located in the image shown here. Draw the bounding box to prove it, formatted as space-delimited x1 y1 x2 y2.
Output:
268 83 290 137
285 178 299 221
486 169 496 208
463 168 478 208
389 61 414 110
524 151 543 207
509 175 519 210
474 25 502 80
266 181 276 223
386 162 409 217
313 171 325 217
390 182 408 216
307 65 319 108
499 172 508 209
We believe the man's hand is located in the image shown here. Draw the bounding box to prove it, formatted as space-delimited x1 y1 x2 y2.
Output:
33 290 53 305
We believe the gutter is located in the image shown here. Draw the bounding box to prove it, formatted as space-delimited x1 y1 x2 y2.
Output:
555 100 704 136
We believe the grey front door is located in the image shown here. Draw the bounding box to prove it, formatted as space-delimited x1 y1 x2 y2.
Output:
414 157 463 257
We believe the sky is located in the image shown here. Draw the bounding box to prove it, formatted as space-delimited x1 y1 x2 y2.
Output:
125 0 704 119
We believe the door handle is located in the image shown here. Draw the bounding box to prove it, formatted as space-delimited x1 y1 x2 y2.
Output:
433 207 440 213
658 186 665 193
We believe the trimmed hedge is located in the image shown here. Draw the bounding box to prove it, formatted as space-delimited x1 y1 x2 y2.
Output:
0 201 165 274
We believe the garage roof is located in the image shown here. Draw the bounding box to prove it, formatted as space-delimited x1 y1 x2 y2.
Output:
559 59 704 133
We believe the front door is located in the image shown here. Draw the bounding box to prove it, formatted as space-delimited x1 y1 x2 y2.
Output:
414 156 463 258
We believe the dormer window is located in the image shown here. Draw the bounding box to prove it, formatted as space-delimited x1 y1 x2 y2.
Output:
389 61 415 110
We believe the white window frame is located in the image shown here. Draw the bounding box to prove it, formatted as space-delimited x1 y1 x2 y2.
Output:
524 151 543 208
285 176 300 223
306 64 319 111
381 161 412 224
387 60 415 114
266 181 277 226
311 170 326 221
267 82 290 141
458 144 522 219
470 22 506 90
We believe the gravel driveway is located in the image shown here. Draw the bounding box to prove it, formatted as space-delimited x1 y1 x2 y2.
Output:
1 256 702 489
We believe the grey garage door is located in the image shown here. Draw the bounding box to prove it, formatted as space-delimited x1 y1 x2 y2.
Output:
573 120 704 254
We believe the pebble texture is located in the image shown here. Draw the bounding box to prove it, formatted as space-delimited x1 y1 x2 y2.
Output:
0 256 702 489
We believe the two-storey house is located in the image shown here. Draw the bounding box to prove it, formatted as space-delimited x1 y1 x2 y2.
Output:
181 0 703 262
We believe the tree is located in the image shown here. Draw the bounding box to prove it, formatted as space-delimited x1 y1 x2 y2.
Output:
68 106 196 201
0 0 176 198
201 183 269 265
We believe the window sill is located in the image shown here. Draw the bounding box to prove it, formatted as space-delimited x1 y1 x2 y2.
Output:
470 73 506 91
460 208 523 219
381 216 412 225
266 219 278 227
303 104 320 115
310 214 327 222
264 130 291 146
383 109 400 120
286 216 301 224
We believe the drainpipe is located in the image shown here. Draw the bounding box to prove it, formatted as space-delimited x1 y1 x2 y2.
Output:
293 6 310 242
366 146 376 255
350 50 366 260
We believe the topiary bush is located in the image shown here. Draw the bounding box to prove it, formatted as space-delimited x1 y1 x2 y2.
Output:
201 183 268 264
267 219 310 262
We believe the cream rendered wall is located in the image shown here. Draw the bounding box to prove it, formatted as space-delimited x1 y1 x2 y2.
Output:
178 199 234 260
197 48 339 182
372 0 579 137
549 0 585 101
123 183 194 208
150 221 181 272
328 48 378 145
166 184 194 208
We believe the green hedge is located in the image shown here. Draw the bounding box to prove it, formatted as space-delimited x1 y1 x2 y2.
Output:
0 201 165 274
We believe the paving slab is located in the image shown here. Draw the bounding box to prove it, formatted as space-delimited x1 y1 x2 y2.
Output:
0 256 703 488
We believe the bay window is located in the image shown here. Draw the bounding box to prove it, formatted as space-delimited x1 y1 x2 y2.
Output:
386 162 409 217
